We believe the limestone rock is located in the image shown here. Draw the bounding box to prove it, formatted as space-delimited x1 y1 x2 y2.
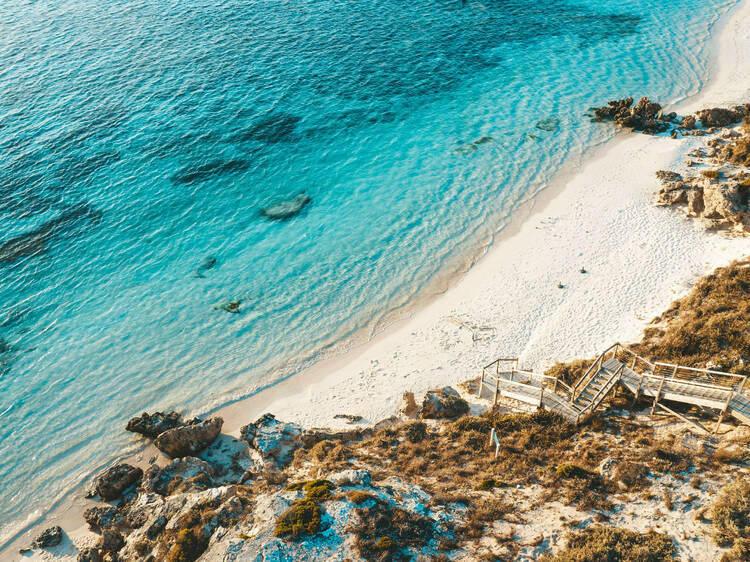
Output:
328 469 372 487
98 527 124 553
141 456 215 495
597 457 618 481
77 547 103 562
399 391 420 419
241 413 302 469
681 115 696 130
95 463 143 501
655 170 683 185
703 182 746 225
153 416 223 458
34 526 63 548
83 506 125 532
420 387 470 419
126 411 187 439
593 97 669 134
696 107 743 128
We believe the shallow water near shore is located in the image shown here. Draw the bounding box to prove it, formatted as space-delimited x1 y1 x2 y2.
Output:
0 0 737 543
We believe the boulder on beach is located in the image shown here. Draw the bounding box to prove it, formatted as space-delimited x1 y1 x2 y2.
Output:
83 505 125 532
153 416 223 458
592 97 669 134
261 193 311 220
241 413 302 469
33 525 63 548
95 463 143 501
420 387 470 419
696 107 743 128
126 411 187 439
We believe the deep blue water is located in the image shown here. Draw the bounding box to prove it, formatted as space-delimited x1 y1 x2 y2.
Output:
0 0 734 541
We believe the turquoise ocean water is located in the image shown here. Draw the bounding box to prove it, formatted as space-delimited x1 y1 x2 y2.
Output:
0 0 735 542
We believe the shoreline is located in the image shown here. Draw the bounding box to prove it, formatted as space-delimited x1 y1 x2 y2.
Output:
4 0 750 557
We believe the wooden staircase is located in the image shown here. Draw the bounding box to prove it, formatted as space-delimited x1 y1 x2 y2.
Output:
478 343 749 432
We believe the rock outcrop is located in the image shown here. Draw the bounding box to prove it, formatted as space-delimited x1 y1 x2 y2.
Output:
126 411 187 439
153 416 223 458
141 456 215 496
420 387 470 419
95 463 143 501
34 526 63 548
593 97 669 134
696 106 745 128
83 506 125 532
240 413 302 469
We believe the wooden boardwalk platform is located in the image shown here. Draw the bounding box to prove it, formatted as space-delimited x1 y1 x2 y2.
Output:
478 344 749 432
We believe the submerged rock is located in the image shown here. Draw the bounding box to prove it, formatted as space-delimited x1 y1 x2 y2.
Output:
261 193 311 220
95 463 143 501
213 299 242 314
34 526 63 548
191 255 217 278
535 117 560 131
126 411 186 439
420 387 470 419
241 413 302 469
154 416 223 458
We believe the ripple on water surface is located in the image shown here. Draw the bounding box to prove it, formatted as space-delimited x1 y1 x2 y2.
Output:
0 0 736 543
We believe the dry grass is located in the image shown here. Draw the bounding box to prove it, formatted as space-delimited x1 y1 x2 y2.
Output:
547 526 676 561
710 479 750 548
347 498 433 561
633 257 750 377
701 169 721 179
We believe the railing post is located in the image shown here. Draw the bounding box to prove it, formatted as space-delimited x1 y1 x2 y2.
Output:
494 377 500 405
650 369 668 417
740 377 747 394
478 369 485 397
539 386 544 408
714 390 734 434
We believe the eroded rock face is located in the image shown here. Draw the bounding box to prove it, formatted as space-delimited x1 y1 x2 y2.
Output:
153 416 223 458
696 107 743 128
420 387 470 419
98 527 124 553
83 506 125 532
77 547 103 562
593 97 669 134
126 411 187 439
240 413 302 469
399 391 420 419
141 456 216 496
95 463 143 501
34 526 63 548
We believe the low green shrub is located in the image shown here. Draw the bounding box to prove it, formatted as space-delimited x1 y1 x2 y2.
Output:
274 498 323 539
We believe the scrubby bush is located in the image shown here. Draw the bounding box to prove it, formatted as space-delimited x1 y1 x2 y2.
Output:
285 479 335 500
274 498 323 539
167 528 207 562
701 169 721 179
556 463 591 479
347 490 376 505
550 526 675 561
711 479 750 548
403 421 427 443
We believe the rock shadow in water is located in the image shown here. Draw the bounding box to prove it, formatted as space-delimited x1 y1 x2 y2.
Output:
228 112 301 144
0 203 102 265
171 159 250 185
